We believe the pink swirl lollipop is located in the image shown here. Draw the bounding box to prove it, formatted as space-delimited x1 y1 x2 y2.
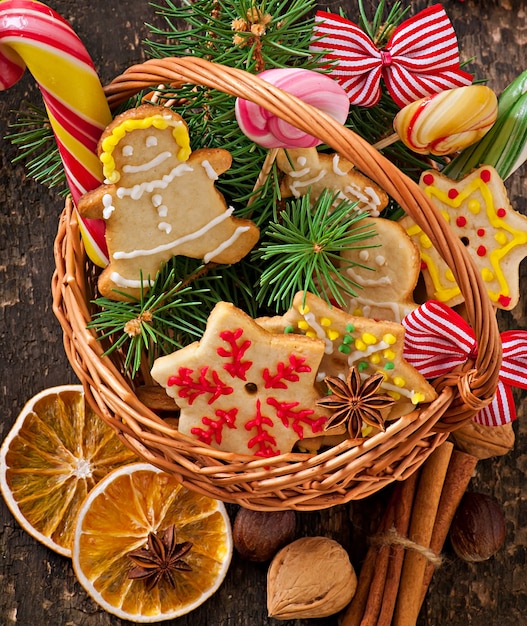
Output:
235 68 350 148
0 0 112 266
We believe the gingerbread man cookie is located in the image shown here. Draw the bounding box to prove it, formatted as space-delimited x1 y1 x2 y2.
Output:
339 217 420 322
276 147 388 216
151 301 331 458
400 166 527 310
259 291 437 419
77 105 259 300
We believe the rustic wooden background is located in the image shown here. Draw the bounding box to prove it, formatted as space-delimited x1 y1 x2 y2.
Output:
1 0 526 624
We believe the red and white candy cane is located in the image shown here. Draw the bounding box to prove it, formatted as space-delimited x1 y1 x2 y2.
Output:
0 0 111 266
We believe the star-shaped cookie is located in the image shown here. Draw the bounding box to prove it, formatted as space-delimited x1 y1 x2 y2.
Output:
258 292 437 419
400 166 527 310
151 301 330 458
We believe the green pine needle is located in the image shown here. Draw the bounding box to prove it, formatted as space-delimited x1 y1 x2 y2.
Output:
255 189 378 311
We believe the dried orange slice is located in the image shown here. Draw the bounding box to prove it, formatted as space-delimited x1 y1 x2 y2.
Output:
72 462 233 622
0 385 137 557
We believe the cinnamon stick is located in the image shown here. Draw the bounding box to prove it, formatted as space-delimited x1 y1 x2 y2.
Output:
392 441 454 626
418 449 478 608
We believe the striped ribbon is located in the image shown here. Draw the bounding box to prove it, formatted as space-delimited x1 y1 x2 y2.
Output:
402 300 527 426
310 5 472 108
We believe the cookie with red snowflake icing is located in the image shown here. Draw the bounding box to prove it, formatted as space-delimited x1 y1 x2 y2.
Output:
276 147 388 216
258 292 437 419
151 301 331 458
399 166 527 310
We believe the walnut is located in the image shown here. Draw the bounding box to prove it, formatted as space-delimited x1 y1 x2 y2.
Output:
267 536 357 619
451 420 514 460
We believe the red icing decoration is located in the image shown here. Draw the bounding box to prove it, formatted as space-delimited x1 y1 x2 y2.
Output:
480 169 491 183
245 399 279 458
423 173 434 186
168 366 233 404
263 354 311 389
191 408 238 445
499 294 512 307
476 245 487 257
456 216 467 227
497 208 506 218
217 328 252 380
448 188 459 199
477 228 485 236
421 261 428 270
266 397 324 438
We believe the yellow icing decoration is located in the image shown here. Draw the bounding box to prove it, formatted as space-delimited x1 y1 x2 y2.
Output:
468 199 480 214
388 390 401 401
445 268 456 283
327 329 340 341
411 392 426 404
362 332 378 345
370 354 381 364
393 376 406 387
383 349 396 360
383 334 396 345
495 231 508 245
306 331 317 339
320 317 332 327
100 114 191 183
355 339 367 352
297 320 310 331
481 268 494 281
419 234 433 249
298 304 310 315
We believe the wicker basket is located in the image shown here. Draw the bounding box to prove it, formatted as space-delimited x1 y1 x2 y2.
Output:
51 57 502 511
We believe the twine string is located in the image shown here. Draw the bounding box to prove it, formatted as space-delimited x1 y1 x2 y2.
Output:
372 526 443 568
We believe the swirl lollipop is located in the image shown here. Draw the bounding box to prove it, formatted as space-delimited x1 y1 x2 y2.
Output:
376 85 498 156
0 0 112 266
235 68 350 149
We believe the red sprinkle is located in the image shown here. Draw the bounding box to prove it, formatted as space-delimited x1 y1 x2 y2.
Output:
448 188 459 199
477 245 487 256
497 208 507 218
421 261 428 270
456 216 467 227
422 173 434 186
480 169 491 183
499 294 511 307
477 228 485 236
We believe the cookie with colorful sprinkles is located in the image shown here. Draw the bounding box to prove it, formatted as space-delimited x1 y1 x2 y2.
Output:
151 301 332 458
258 291 437 419
400 166 527 310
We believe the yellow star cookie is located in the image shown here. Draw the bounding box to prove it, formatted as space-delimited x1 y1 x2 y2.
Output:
151 302 330 458
258 292 437 418
276 147 388 216
400 166 527 310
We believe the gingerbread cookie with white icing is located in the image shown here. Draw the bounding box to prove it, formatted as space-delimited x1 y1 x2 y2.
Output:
259 291 437 419
340 217 420 322
77 104 259 300
400 166 527 310
276 147 388 216
151 301 331 458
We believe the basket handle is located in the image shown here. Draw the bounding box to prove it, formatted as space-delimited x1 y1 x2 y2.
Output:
104 56 502 427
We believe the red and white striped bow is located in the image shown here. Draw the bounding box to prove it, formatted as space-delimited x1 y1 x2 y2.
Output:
310 5 473 108
402 300 527 427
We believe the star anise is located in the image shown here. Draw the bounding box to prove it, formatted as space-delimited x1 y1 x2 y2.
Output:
316 366 395 439
127 524 193 591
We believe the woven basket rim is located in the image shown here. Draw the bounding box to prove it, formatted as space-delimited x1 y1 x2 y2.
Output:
52 57 502 510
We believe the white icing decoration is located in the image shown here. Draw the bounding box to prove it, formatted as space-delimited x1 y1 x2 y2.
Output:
102 193 115 219
113 207 236 260
157 205 168 217
289 171 327 197
203 225 251 263
122 145 133 157
287 166 310 179
117 163 193 200
109 272 155 289
297 156 307 167
201 160 219 180
122 150 172 174
146 135 158 147
345 268 392 287
344 183 382 216
158 222 172 234
346 341 389 367
359 250 369 261
302 312 333 354
375 255 386 266
347 296 403 322
152 194 163 207
332 154 347 176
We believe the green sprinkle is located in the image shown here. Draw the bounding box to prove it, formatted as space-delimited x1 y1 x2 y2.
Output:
358 361 369 372
342 334 353 345
384 362 395 370
345 323 356 333
284 325 295 334
338 344 351 354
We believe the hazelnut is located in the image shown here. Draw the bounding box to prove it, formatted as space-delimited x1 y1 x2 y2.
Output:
449 492 506 562
233 508 296 562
